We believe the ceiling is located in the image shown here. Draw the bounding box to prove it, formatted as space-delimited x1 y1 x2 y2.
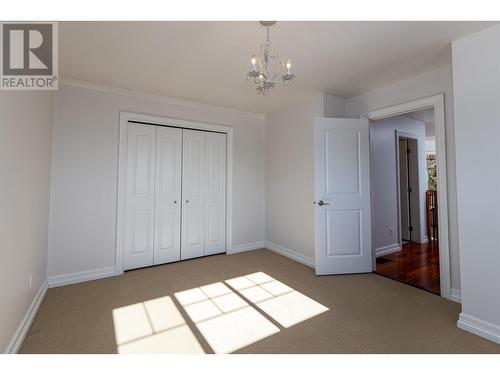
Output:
59 21 496 114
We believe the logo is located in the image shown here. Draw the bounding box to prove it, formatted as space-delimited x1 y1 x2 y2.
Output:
1 22 58 90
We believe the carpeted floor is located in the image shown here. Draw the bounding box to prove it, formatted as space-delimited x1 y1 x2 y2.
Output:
20 249 500 353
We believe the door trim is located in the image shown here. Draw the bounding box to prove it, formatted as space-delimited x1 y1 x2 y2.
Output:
115 111 234 275
362 93 451 301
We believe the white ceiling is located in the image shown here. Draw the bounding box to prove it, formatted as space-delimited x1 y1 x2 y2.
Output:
59 21 496 114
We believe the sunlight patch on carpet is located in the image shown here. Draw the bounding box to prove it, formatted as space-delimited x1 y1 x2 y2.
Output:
113 272 329 353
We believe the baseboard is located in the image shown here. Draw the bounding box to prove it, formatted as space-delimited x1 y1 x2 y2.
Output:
375 243 401 257
48 266 116 288
457 313 500 344
450 288 462 303
4 280 48 354
264 241 315 268
228 241 265 254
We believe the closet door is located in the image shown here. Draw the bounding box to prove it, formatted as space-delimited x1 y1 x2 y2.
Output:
154 127 182 264
205 133 227 255
181 130 206 260
124 123 156 270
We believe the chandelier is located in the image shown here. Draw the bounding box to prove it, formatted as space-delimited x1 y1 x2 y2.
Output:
247 21 295 95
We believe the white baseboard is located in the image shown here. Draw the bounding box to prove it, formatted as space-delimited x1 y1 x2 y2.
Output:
264 241 315 268
228 241 265 254
450 288 462 303
375 243 401 257
48 266 116 288
4 280 48 354
457 313 500 344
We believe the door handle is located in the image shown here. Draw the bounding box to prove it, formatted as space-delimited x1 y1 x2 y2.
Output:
317 200 330 206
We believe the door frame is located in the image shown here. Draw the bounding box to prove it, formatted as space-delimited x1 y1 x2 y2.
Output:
115 111 234 275
395 132 421 246
362 94 451 301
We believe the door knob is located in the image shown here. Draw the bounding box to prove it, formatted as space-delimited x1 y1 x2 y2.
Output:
185 200 189 203
174 200 177 204
318 200 330 206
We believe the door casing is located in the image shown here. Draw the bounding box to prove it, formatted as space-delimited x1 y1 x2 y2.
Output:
362 94 452 301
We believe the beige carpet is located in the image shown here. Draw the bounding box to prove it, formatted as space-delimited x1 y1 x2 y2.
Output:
20 249 500 353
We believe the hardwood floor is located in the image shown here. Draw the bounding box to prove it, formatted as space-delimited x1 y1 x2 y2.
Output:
375 241 440 295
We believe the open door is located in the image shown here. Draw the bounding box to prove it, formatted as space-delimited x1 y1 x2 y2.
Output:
314 118 372 275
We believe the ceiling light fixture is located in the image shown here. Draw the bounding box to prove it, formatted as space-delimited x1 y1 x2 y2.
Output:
247 21 295 95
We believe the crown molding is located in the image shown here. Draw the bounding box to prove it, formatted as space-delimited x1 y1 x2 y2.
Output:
59 76 267 121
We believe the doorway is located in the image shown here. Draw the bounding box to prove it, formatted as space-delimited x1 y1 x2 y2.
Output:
369 108 440 295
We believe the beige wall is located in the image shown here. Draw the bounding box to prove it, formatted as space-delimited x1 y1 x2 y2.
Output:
264 66 461 297
453 25 500 342
0 91 54 352
48 83 266 279
265 93 346 264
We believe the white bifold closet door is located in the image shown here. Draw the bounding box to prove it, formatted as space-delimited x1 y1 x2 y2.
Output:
181 130 207 259
123 124 226 270
154 126 182 264
204 132 227 255
124 124 157 270
181 130 227 259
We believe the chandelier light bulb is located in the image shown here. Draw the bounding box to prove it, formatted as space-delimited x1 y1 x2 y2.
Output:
251 55 257 72
286 59 292 74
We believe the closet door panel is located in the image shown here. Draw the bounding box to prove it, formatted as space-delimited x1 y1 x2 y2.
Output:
205 133 227 255
181 130 206 260
124 124 156 270
154 127 182 264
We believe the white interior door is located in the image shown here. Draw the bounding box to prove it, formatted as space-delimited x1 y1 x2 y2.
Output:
124 123 156 270
205 132 227 255
181 130 206 260
314 118 372 275
154 126 182 264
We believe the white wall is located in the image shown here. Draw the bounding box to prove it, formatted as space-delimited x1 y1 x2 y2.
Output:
265 93 346 264
0 91 54 351
452 25 500 343
370 116 427 255
48 82 266 279
324 93 347 117
345 65 461 294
